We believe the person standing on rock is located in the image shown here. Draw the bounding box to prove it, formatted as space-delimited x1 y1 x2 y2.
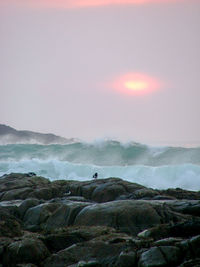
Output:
93 173 98 179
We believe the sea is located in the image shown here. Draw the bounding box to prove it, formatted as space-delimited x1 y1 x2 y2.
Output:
0 140 200 191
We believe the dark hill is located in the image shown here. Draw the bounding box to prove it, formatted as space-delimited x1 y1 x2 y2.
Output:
0 124 75 144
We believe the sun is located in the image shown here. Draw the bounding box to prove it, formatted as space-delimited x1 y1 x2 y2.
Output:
111 72 161 95
124 80 148 91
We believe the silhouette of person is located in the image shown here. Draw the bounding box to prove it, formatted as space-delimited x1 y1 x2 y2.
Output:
93 172 98 179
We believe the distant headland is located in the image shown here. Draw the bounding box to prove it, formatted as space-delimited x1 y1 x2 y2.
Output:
0 124 76 145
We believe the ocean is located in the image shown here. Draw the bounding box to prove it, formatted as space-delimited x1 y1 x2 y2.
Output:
0 140 200 191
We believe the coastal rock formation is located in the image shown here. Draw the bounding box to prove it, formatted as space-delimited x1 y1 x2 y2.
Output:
3 238 50 266
74 200 187 235
138 246 181 267
0 173 200 266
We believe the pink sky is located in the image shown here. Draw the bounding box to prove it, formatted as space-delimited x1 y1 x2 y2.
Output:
1 0 200 145
1 0 187 9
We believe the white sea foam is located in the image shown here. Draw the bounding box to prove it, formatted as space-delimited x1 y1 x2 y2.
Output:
0 159 200 191
1 142 200 166
0 142 200 191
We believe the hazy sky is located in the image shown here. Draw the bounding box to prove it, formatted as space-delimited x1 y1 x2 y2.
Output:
1 0 200 145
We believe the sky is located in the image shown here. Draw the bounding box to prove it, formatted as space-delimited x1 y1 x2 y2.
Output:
1 0 200 146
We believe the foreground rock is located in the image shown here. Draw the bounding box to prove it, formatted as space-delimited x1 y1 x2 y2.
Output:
74 200 188 235
3 238 50 266
0 173 200 267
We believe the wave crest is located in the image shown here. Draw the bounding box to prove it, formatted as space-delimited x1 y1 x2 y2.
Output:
0 159 200 191
0 142 200 166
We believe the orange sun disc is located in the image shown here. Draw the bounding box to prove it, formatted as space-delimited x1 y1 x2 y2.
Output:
112 72 161 95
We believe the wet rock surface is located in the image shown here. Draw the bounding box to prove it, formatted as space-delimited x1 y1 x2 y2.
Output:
0 173 200 266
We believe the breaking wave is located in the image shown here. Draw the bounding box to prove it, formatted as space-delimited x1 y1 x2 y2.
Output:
0 141 200 166
0 141 200 190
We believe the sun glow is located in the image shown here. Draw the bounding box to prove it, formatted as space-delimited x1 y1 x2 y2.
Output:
111 72 161 95
1 0 185 9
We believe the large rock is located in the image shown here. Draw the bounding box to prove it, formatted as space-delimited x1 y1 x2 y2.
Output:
180 235 200 260
0 201 21 218
23 203 62 231
153 237 183 246
0 173 66 201
23 201 91 232
28 185 64 200
44 201 91 231
74 200 182 235
42 231 84 253
0 173 50 193
18 198 42 219
3 238 50 266
42 226 118 253
0 207 22 237
137 224 171 241
133 188 160 200
179 258 200 267
160 188 200 200
118 250 137 267
189 235 200 257
0 237 12 260
44 240 125 267
138 246 181 267
169 220 200 238
1 187 33 201
67 178 146 202
166 200 200 217
91 182 127 203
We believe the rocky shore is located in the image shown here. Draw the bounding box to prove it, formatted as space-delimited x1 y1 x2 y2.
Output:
0 173 200 267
